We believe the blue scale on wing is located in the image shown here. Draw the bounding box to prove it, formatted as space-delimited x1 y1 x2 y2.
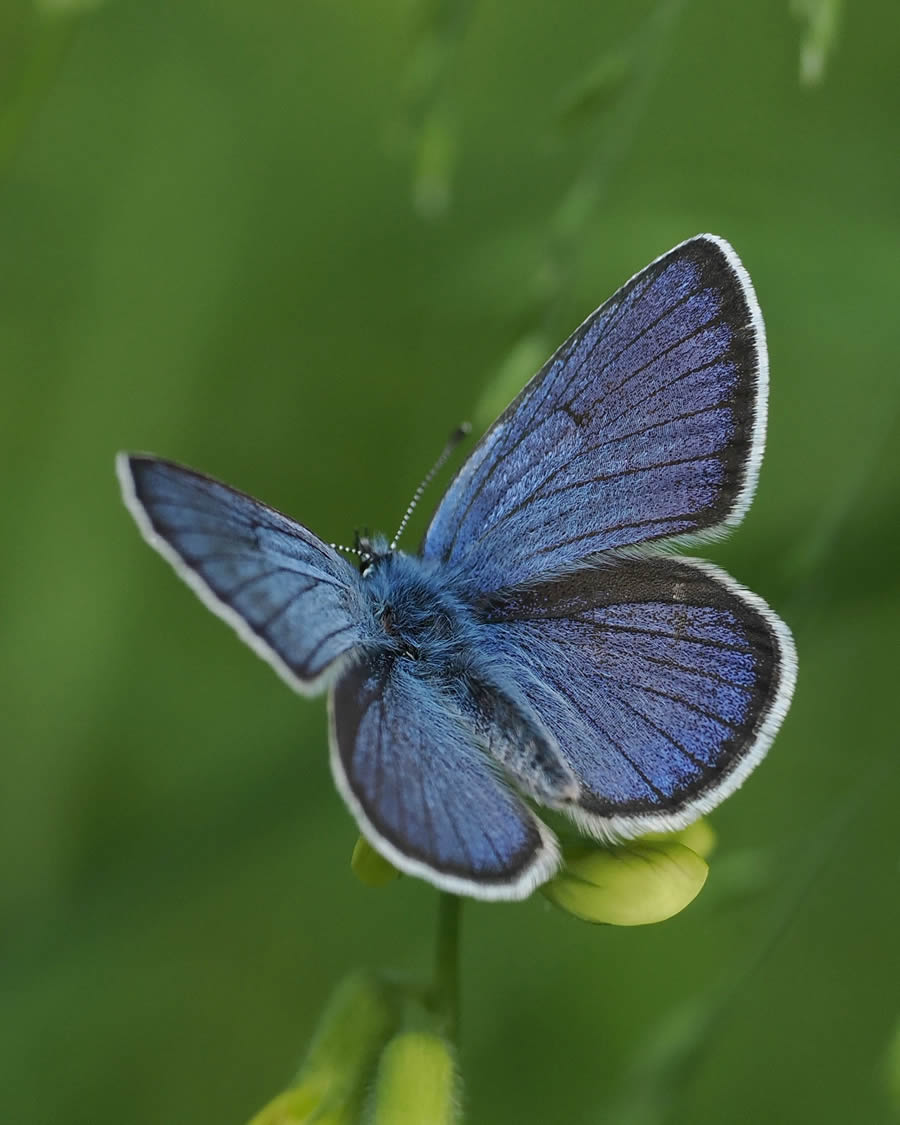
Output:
126 457 370 684
422 240 759 594
117 235 795 897
331 654 547 883
477 557 781 818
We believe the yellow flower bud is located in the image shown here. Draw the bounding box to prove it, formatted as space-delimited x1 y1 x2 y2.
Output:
371 1030 460 1125
643 817 717 859
351 836 401 887
541 838 708 926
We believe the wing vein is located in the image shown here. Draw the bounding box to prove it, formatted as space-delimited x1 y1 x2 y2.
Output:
467 396 732 551
541 668 670 800
588 668 741 728
441 273 709 557
299 622 358 675
445 315 726 559
602 684 708 770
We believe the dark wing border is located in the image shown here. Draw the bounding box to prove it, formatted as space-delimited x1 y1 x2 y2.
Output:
117 452 361 697
421 234 769 564
574 560 796 841
619 234 769 547
326 659 561 901
484 556 796 842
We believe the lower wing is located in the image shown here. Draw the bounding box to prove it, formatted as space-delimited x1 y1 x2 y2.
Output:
329 652 560 900
476 556 796 839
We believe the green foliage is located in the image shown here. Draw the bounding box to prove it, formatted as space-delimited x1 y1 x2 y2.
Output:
247 973 399 1125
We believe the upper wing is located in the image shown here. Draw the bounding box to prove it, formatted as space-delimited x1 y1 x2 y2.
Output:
329 652 560 900
476 557 796 839
117 454 371 694
422 235 767 593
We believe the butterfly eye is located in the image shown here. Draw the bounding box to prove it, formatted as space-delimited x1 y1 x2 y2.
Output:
354 531 373 573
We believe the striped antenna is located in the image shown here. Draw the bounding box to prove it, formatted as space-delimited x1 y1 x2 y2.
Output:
390 423 471 550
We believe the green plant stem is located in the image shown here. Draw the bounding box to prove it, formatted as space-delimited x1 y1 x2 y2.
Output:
432 892 462 1042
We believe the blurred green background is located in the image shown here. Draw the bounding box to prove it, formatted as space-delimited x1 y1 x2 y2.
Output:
2 0 899 1122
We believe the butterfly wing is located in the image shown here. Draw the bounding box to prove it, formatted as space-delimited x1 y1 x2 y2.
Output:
118 454 372 693
422 235 767 593
476 557 796 838
329 652 560 899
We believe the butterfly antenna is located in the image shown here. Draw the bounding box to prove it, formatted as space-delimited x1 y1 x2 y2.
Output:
330 541 362 557
390 422 471 550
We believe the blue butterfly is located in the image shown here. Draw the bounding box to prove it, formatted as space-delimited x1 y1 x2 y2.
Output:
117 234 796 901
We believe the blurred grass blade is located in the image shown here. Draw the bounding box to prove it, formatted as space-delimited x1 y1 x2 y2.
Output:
473 334 549 431
413 107 456 219
886 1014 900 1117
791 0 843 85
0 7 79 175
247 972 399 1125
553 51 632 133
604 999 713 1125
35 0 102 12
541 0 684 275
697 847 772 911
398 0 475 218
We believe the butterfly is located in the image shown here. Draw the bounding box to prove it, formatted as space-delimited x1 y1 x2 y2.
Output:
117 234 797 901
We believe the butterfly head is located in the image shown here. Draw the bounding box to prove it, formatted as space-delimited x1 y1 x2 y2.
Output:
354 530 392 576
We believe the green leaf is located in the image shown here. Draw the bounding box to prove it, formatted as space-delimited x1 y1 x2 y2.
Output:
351 836 402 888
246 1085 329 1125
541 839 708 926
247 972 399 1125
